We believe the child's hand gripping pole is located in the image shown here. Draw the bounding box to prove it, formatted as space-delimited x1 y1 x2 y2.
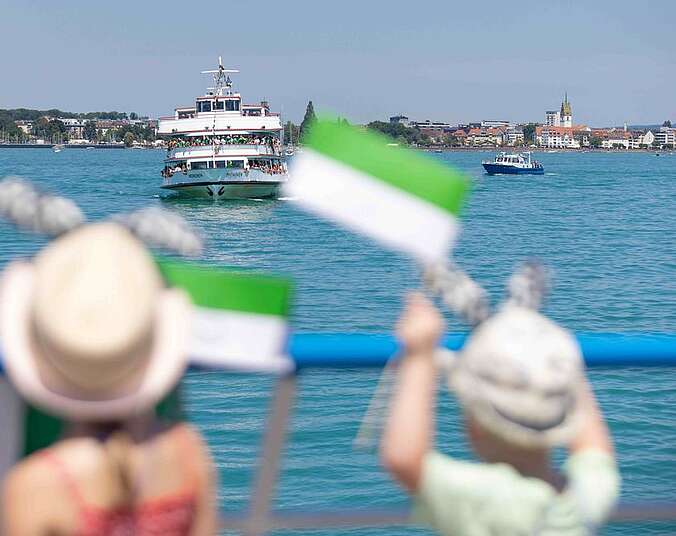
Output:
354 262 488 451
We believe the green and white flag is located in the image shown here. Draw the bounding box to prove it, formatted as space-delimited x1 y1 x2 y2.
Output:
159 261 294 373
0 262 292 471
286 119 469 263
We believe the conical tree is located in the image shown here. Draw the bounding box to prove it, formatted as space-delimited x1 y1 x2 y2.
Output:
299 100 316 143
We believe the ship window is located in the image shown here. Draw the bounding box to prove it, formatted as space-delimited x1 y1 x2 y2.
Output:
215 160 226 168
203 101 212 112
191 161 208 170
215 100 224 111
227 160 244 168
225 100 240 111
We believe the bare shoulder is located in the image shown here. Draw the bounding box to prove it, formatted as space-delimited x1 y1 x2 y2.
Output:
2 440 93 491
2 442 97 534
3 452 54 497
164 423 214 482
163 422 210 453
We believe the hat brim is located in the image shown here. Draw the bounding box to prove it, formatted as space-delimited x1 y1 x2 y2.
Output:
449 366 583 448
0 262 191 421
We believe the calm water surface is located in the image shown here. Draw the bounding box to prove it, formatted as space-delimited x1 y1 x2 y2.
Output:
0 148 674 534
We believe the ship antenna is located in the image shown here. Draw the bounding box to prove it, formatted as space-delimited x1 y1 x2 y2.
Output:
201 56 240 97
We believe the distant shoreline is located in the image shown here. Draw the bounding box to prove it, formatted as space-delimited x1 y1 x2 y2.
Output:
0 143 130 149
0 143 670 154
420 147 671 154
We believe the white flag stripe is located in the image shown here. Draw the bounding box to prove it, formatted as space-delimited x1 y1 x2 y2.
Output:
189 307 292 373
287 149 459 264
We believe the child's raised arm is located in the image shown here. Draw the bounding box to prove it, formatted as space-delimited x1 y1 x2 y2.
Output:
380 293 444 492
570 379 614 456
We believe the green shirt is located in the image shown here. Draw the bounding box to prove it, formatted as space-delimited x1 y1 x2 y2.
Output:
414 449 620 536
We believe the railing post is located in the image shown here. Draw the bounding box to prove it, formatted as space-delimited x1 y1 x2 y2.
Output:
243 373 297 536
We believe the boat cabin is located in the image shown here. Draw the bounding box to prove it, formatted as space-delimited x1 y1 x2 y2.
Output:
195 94 241 114
495 153 526 164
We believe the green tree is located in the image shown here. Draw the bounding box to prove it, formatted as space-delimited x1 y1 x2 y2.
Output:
123 132 135 147
31 117 50 138
444 133 458 147
83 121 97 141
284 121 300 144
129 112 139 121
366 121 429 146
522 123 537 145
299 101 316 142
0 114 25 142
590 137 602 148
46 120 67 142
663 120 672 128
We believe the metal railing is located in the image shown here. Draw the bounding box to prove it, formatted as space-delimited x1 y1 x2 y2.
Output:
1 333 674 533
168 144 281 160
219 332 676 535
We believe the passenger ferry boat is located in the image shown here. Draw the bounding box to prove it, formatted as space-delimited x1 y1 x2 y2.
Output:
157 58 287 199
482 152 544 175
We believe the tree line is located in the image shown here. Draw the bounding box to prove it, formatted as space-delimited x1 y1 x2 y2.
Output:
0 108 144 121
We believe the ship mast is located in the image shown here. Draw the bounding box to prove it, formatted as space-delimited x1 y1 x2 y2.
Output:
201 56 239 96
201 56 240 167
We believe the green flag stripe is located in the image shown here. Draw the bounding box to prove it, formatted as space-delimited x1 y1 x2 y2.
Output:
158 260 293 317
305 119 469 215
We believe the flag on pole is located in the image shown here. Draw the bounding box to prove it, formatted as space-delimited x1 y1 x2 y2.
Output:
159 261 294 373
0 262 292 467
286 119 470 263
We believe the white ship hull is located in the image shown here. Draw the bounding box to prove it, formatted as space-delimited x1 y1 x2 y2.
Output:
158 59 287 200
160 168 285 199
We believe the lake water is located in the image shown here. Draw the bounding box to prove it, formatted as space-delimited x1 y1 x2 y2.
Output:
0 148 674 534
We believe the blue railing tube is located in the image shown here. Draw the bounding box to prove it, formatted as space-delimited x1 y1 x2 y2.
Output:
289 333 676 369
2 333 676 375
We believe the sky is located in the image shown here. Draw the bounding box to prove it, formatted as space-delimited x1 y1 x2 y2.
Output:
0 0 674 126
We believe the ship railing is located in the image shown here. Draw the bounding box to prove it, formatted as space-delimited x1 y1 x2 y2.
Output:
168 144 281 159
215 332 676 535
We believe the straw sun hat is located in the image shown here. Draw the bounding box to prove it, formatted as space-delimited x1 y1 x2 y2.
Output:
448 304 585 448
0 222 191 421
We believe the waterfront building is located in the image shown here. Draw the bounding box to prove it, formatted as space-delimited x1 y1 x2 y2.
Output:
452 129 467 145
409 119 453 134
481 120 511 128
58 118 87 139
389 115 410 126
545 110 560 127
466 127 505 147
545 93 573 128
503 127 525 146
654 127 676 148
594 128 655 150
407 119 454 143
639 130 656 147
536 126 581 149
601 130 632 149
14 120 33 134
560 93 572 128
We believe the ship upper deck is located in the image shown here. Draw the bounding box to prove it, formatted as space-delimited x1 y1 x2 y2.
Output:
157 111 282 136
158 60 283 136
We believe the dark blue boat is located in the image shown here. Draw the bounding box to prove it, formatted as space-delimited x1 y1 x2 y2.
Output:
482 152 544 175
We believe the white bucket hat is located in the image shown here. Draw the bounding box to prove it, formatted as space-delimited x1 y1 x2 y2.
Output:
0 222 191 421
448 304 585 447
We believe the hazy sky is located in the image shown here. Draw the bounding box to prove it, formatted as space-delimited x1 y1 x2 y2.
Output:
1 1 674 126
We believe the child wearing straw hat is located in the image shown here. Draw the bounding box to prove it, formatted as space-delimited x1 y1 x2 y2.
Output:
381 293 620 536
0 223 216 536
